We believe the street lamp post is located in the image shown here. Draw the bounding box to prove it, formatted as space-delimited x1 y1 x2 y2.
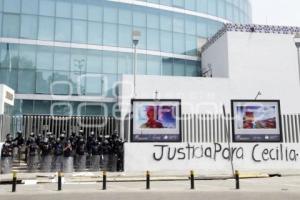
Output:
295 33 300 83
132 31 141 98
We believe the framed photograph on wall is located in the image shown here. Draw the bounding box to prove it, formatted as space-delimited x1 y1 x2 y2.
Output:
231 100 282 143
131 99 182 142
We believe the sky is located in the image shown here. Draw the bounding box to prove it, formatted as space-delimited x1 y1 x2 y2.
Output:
251 0 300 27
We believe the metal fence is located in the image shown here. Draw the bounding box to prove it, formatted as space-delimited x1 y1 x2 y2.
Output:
8 115 120 140
0 115 11 141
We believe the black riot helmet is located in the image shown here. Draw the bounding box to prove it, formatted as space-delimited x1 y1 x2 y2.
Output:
60 133 65 140
6 134 13 142
29 132 35 137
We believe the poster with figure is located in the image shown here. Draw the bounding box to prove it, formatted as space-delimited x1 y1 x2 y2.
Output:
231 100 282 142
131 99 181 142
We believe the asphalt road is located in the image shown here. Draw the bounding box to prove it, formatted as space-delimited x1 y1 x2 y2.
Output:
1 176 300 200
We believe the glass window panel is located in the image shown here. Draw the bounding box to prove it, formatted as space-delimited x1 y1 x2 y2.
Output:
103 23 117 46
226 3 233 21
0 69 18 89
207 0 217 16
39 0 55 16
118 25 132 48
103 74 118 97
85 104 105 115
103 6 117 23
70 71 84 95
173 33 185 54
0 43 19 69
185 0 196 11
197 20 208 37
71 49 86 72
36 46 53 70
56 1 71 18
102 51 117 74
218 0 226 18
147 55 161 75
160 14 172 31
55 18 71 42
148 0 159 3
4 0 20 13
72 20 87 43
36 70 52 94
54 48 70 71
185 19 196 35
147 28 160 51
19 45 36 69
118 52 132 74
88 21 102 45
162 58 173 76
18 69 36 93
233 7 240 23
173 15 184 33
173 59 185 76
21 0 38 14
137 54 146 75
185 61 198 76
22 100 34 114
133 11 146 27
52 71 70 95
0 13 2 36
38 16 55 41
160 0 172 6
86 50 102 73
3 14 20 38
134 27 146 49
88 5 102 22
73 2 87 20
185 35 197 56
119 9 132 25
34 100 51 114
197 0 208 13
160 31 172 53
147 13 159 29
85 73 103 95
51 101 72 115
173 0 184 8
20 15 38 39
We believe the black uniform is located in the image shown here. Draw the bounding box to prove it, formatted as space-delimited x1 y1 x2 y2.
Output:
53 138 64 172
40 137 53 172
26 135 39 172
63 139 74 173
1 135 14 174
90 139 101 171
75 138 86 171
12 131 24 162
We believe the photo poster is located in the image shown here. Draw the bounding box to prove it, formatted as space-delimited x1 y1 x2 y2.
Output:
131 99 182 142
231 100 282 142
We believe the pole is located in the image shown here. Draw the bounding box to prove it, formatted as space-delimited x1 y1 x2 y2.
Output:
133 44 137 97
12 171 17 192
146 170 150 190
103 171 107 190
235 170 240 190
190 170 195 190
58 171 62 191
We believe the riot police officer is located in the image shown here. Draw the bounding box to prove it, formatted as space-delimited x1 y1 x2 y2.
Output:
115 137 125 172
90 138 101 171
75 138 86 171
1 134 14 174
13 131 24 162
63 138 73 173
40 137 53 172
109 131 119 172
101 139 111 171
52 136 64 172
26 133 39 172
86 131 95 168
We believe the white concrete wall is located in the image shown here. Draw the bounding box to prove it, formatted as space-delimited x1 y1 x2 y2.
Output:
0 84 15 115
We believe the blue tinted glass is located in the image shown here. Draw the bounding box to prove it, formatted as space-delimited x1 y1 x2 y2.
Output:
185 60 198 76
134 27 146 49
173 15 184 33
103 23 117 46
56 1 71 18
185 19 196 35
226 3 233 21
36 46 53 70
102 51 117 74
173 33 185 54
34 100 51 114
70 71 84 95
71 49 86 72
118 25 132 48
119 9 132 25
20 15 38 39
118 53 132 74
137 54 146 75
55 18 71 42
173 59 185 76
147 29 160 51
88 22 102 45
147 14 159 29
52 71 70 95
218 0 226 18
0 69 18 90
148 0 159 3
0 43 19 69
0 14 2 36
85 74 103 95
233 7 240 22
38 16 55 41
54 48 70 71
197 20 207 37
104 74 118 97
86 50 102 73
88 5 102 22
22 100 34 114
185 35 197 56
21 0 38 14
4 0 20 13
160 0 172 6
147 55 161 75
133 11 146 27
162 58 173 76
73 2 87 20
197 0 208 13
173 0 184 8
160 14 172 31
72 20 87 43
36 70 52 94
207 0 217 15
3 14 20 38
18 69 36 93
19 45 36 69
185 0 196 11
160 31 172 53
103 6 118 23
39 0 55 16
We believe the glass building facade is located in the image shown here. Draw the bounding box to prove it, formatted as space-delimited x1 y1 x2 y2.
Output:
0 0 251 116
